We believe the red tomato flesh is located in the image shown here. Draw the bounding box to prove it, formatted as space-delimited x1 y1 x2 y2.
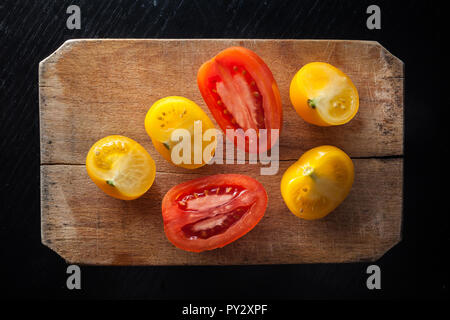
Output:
162 174 268 252
197 47 282 153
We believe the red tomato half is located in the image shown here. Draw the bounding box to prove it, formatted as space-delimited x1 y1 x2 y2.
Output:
162 174 268 252
197 47 282 153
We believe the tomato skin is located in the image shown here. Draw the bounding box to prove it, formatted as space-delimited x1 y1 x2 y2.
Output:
144 96 216 169
162 174 268 252
197 47 282 153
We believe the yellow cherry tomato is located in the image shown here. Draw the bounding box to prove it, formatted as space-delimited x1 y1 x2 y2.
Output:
281 145 354 220
145 96 216 169
86 135 156 200
289 62 359 126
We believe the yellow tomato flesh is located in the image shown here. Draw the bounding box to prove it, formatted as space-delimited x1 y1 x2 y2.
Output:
290 62 359 126
145 96 216 169
281 145 354 220
86 135 156 200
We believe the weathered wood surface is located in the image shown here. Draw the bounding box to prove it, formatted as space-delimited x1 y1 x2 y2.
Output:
39 39 404 265
41 159 402 265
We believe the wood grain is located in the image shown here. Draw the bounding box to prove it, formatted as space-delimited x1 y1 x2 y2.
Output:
40 39 403 163
39 39 404 265
41 159 402 265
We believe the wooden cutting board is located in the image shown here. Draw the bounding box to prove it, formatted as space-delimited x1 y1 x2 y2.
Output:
39 39 404 265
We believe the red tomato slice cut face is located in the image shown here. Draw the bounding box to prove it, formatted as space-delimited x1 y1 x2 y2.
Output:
197 47 282 153
162 174 268 252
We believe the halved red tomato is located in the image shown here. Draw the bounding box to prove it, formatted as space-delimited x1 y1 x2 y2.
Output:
197 47 282 153
162 174 268 252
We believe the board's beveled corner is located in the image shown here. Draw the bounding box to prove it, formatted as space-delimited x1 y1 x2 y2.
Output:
38 39 80 94
40 235 58 257
371 236 403 262
40 237 80 265
374 41 405 73
39 39 82 74
39 39 83 165
40 223 68 263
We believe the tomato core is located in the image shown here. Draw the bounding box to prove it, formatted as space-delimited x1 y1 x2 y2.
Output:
208 66 265 131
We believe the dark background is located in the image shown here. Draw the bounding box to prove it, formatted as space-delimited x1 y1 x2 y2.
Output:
0 0 447 301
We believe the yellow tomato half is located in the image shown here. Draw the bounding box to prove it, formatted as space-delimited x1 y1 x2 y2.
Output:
290 62 359 126
145 96 216 169
86 135 156 200
281 145 354 220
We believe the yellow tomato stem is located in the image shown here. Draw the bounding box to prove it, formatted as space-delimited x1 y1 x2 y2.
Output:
106 180 115 187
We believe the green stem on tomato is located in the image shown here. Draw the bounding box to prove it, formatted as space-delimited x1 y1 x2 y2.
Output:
307 98 317 109
162 141 171 150
303 166 317 181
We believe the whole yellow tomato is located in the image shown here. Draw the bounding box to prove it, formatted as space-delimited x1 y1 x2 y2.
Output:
145 96 216 169
290 62 359 126
86 135 156 200
281 145 354 220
